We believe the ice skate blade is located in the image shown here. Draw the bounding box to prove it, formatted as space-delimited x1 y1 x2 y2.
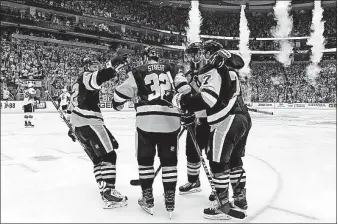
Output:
169 211 172 219
203 213 232 220
103 200 128 209
179 187 202 195
140 206 153 215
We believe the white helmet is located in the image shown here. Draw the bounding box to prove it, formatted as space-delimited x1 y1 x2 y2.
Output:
28 83 34 88
62 88 67 92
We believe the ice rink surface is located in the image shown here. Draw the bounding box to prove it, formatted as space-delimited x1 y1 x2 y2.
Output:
1 109 336 223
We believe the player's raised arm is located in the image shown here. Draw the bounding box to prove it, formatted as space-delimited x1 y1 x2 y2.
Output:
174 68 221 113
173 68 192 94
112 70 138 110
82 54 129 91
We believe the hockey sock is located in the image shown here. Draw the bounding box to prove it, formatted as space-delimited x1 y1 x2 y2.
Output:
230 167 246 190
162 166 178 191
213 170 230 202
187 161 201 183
99 161 116 189
138 165 155 191
24 115 29 122
94 163 103 190
28 114 33 123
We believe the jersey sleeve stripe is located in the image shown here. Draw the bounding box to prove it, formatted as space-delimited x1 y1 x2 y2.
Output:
83 73 94 91
114 90 130 103
201 88 219 99
175 81 188 90
176 82 191 94
166 71 174 87
201 91 217 108
90 71 101 89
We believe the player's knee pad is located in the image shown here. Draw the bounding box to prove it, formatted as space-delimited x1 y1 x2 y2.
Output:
137 156 155 166
230 155 243 169
209 160 229 174
207 138 234 164
24 115 28 119
160 156 177 167
29 115 33 118
100 150 117 164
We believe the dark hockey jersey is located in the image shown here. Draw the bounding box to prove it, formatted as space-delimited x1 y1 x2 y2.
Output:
69 66 118 127
180 63 246 126
113 61 187 133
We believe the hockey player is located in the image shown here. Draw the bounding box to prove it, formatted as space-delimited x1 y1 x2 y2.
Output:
112 46 186 217
172 40 251 220
67 54 129 209
57 87 71 121
178 42 211 196
23 83 37 127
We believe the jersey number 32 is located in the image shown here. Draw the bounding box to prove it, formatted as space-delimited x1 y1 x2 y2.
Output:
144 73 172 101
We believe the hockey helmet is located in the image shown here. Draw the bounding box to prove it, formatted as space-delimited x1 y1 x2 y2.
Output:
202 40 224 61
185 42 203 71
141 46 160 63
82 56 100 72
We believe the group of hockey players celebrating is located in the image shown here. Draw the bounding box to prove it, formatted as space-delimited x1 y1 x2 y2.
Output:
64 40 252 220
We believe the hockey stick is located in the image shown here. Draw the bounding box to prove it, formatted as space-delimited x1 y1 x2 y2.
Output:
187 124 246 219
130 126 186 186
45 91 97 161
247 107 273 115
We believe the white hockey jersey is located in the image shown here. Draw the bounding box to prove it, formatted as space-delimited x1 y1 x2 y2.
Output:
58 92 70 106
23 88 36 105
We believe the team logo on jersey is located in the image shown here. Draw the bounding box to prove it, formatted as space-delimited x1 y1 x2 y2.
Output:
170 146 175 152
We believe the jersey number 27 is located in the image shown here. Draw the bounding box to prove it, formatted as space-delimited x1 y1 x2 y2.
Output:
144 73 172 101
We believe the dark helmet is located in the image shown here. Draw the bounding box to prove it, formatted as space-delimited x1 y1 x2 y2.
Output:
185 42 203 71
82 56 100 72
142 46 160 62
202 40 224 56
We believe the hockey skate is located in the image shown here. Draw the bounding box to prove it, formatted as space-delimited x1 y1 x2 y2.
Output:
164 190 175 219
25 121 34 128
230 188 248 216
101 188 128 209
204 190 246 220
204 201 232 220
203 190 231 220
138 188 154 215
179 179 201 195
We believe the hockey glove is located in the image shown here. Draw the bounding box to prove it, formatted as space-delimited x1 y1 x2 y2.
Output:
181 112 196 127
208 49 231 68
106 54 130 73
68 129 76 142
111 135 119 150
